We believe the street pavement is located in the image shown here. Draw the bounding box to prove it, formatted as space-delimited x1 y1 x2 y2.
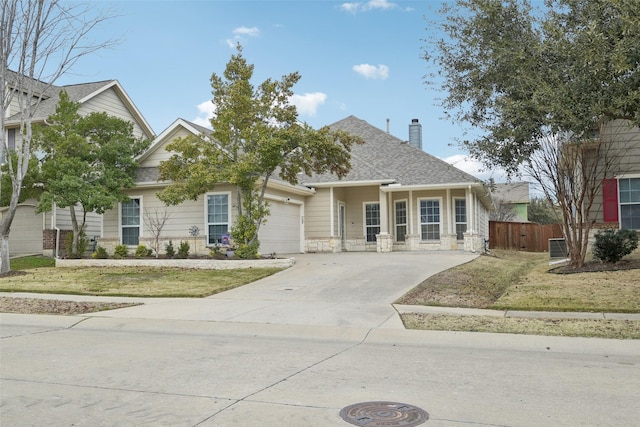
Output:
1 252 639 426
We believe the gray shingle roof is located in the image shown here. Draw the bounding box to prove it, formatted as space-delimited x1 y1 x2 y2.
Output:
304 116 483 186
5 70 116 123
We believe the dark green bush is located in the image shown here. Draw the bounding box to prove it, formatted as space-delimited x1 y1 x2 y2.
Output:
92 246 108 259
165 240 175 258
113 244 129 259
176 240 190 259
135 244 152 258
593 229 639 263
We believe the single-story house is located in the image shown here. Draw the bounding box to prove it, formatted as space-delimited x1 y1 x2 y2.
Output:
99 116 494 255
3 72 155 256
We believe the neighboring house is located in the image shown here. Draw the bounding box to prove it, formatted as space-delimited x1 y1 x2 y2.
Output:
100 116 493 255
490 182 530 222
592 119 640 231
2 71 155 256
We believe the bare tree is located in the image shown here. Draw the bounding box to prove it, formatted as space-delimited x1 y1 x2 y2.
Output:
143 208 172 258
489 199 517 222
0 0 117 273
523 123 634 268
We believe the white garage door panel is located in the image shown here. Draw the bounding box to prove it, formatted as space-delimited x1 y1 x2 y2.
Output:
9 206 42 255
259 202 301 254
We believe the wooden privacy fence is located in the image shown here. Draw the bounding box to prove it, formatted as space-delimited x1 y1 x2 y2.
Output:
489 221 563 252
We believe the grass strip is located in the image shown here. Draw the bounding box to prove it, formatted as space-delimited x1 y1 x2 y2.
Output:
402 313 640 339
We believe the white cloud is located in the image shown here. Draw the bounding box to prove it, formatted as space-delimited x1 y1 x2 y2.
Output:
352 63 389 80
192 100 215 128
233 26 260 37
442 154 509 182
289 92 327 116
340 0 397 13
226 26 260 47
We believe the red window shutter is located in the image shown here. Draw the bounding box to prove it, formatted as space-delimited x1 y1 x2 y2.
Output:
602 179 618 222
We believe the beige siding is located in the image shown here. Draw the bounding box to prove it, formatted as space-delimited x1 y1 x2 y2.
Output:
591 120 640 223
103 185 238 244
2 204 42 255
140 127 199 167
79 88 149 139
304 188 332 237
53 206 101 238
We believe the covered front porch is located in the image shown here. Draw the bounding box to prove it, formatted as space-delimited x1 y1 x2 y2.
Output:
303 181 491 253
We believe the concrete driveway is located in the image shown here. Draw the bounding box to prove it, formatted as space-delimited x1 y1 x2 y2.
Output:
88 251 479 328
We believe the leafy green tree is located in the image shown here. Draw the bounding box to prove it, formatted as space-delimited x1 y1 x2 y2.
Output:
426 0 640 174
34 91 149 256
527 196 560 225
158 45 363 258
1 154 42 207
426 0 640 267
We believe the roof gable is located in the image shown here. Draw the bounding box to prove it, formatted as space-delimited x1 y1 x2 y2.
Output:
5 75 154 140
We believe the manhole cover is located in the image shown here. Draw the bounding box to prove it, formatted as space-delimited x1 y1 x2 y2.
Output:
340 401 429 426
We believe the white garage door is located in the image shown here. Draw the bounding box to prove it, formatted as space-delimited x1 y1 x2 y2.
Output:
259 201 301 254
8 205 42 255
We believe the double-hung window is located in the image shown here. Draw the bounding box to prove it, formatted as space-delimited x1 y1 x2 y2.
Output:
420 199 440 240
207 193 230 244
455 199 467 240
121 198 141 246
364 202 380 243
395 200 407 242
619 178 640 230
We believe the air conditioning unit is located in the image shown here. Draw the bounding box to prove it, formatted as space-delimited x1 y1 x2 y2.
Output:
549 238 568 258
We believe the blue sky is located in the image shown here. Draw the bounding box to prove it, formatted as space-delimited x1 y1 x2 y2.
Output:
58 0 501 180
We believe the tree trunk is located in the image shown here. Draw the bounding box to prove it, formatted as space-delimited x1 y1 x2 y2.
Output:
0 233 10 274
69 205 80 257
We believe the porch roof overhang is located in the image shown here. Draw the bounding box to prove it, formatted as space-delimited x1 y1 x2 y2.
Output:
302 179 396 188
380 181 495 209
380 181 483 192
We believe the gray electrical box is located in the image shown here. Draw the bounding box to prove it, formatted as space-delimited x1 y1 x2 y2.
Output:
549 238 568 258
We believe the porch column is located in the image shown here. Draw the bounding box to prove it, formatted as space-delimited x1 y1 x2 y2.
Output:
379 188 388 234
329 186 335 236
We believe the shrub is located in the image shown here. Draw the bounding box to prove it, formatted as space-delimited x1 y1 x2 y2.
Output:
92 246 108 259
113 244 129 259
176 240 190 259
165 240 175 258
593 229 639 263
135 244 153 258
209 244 226 259
64 230 88 258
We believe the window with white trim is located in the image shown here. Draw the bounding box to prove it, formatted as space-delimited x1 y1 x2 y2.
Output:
455 198 467 240
364 202 380 243
619 178 640 230
395 200 407 242
420 199 440 240
121 198 141 246
207 193 230 244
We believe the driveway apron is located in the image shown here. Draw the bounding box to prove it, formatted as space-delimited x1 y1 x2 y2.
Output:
88 251 478 328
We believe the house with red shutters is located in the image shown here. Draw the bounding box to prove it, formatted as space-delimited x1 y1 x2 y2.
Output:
594 119 640 231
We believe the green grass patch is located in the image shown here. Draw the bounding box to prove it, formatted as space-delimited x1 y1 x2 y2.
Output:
9 256 55 270
396 250 543 309
0 266 282 297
